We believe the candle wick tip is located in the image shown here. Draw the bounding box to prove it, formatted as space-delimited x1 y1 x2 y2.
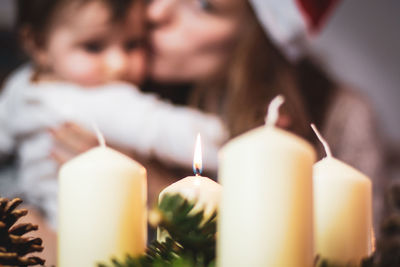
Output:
193 166 202 176
92 122 106 147
311 123 332 158
265 95 285 127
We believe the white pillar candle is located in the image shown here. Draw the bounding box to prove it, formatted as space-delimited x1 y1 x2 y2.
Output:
159 134 221 218
218 96 316 267
58 131 147 267
311 124 372 264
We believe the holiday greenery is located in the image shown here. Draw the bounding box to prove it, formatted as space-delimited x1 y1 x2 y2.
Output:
317 182 400 267
0 197 45 266
99 194 217 267
362 182 400 267
100 186 400 267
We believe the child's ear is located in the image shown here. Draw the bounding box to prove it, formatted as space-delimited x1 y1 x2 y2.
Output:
19 26 50 68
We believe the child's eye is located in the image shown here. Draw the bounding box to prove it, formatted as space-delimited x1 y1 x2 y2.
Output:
125 39 144 51
197 0 213 11
82 41 105 53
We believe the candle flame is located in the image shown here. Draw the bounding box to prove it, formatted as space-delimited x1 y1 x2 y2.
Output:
193 133 203 176
311 124 332 158
92 122 106 147
265 95 285 126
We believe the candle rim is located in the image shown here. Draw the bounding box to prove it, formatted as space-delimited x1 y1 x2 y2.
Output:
59 145 146 176
315 157 372 183
220 125 316 156
158 175 221 202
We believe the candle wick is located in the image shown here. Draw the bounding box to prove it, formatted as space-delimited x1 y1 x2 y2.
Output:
265 95 285 127
193 133 203 176
194 167 202 176
311 123 332 158
92 122 106 147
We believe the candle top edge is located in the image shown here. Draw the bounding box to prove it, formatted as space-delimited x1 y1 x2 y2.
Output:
314 157 371 182
220 125 316 157
165 176 220 187
159 176 221 193
59 146 146 174
158 176 222 203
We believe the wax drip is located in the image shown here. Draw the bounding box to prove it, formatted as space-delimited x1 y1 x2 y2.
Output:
265 95 285 127
311 123 332 158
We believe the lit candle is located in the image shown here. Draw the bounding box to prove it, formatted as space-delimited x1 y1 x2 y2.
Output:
217 95 316 267
58 127 147 267
159 134 221 219
312 124 372 263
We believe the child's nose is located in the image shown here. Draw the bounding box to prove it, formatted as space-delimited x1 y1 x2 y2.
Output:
104 48 127 79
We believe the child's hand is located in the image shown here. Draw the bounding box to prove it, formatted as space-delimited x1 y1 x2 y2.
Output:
49 122 98 165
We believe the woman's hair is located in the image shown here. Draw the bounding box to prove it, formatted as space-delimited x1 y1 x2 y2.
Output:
16 0 136 47
189 1 336 141
296 58 336 130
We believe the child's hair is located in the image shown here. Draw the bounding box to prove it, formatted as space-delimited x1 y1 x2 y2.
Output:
16 0 136 47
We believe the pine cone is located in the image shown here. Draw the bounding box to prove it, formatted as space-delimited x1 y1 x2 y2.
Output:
0 197 45 266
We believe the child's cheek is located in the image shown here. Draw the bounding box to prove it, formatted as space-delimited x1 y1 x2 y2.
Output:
56 52 103 86
127 50 147 84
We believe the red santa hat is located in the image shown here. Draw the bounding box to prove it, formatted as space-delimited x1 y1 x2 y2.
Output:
249 0 340 61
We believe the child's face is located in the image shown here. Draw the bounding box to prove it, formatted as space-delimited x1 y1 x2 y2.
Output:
34 1 146 86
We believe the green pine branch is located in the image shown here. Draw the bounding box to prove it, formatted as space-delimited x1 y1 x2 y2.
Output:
99 194 217 267
99 183 400 267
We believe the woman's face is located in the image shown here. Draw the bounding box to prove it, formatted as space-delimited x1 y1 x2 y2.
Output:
147 0 248 83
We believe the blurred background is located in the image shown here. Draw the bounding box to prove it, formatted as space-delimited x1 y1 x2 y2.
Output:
308 0 400 180
0 0 399 170
309 0 400 146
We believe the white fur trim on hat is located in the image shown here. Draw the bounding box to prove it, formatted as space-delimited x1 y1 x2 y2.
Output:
249 0 308 61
